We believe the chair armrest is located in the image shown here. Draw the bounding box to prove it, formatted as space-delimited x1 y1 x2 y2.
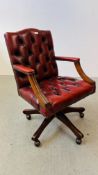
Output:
74 60 95 85
55 56 95 85
13 64 35 75
13 64 52 110
55 56 80 62
28 74 52 109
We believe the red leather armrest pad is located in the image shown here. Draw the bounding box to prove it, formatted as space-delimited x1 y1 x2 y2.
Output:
55 56 80 62
13 65 34 75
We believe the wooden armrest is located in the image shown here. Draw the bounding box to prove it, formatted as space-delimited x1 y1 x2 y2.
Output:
55 56 95 85
13 65 51 110
13 64 35 75
28 74 52 109
55 56 80 62
74 61 95 85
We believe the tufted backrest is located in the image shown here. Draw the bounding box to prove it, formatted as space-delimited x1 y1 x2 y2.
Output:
5 28 58 89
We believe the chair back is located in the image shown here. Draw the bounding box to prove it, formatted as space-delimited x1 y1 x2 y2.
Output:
5 28 58 89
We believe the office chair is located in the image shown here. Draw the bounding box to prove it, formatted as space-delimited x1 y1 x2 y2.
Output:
5 28 96 146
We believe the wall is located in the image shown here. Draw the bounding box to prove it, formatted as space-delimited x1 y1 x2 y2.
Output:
0 0 98 76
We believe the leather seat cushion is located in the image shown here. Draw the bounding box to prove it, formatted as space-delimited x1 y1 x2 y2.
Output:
19 76 95 117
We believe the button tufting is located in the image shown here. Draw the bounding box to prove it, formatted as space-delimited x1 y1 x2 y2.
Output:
39 47 43 53
42 36 46 42
46 56 50 62
7 29 58 82
48 45 52 51
53 90 60 95
28 49 33 56
62 87 70 92
72 83 80 87
14 49 20 56
18 36 24 45
31 36 35 43
43 66 47 72
51 87 57 90
35 58 40 64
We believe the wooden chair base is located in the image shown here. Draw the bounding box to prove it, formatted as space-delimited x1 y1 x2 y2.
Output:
32 116 54 146
23 109 40 120
56 112 84 145
62 106 85 118
23 106 85 146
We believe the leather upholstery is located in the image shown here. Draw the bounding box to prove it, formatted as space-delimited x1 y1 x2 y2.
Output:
5 28 58 89
19 76 95 117
4 28 95 118
13 64 34 75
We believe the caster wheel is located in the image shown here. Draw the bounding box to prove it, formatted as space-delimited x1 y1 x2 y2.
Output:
32 137 41 147
26 114 31 120
76 138 82 145
80 112 84 118
34 140 41 147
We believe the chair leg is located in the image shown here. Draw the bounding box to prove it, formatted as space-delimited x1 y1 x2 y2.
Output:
23 109 40 120
31 116 55 146
56 112 84 144
63 106 85 118
23 107 85 146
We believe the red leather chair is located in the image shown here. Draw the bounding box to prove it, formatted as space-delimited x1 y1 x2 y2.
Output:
4 28 96 146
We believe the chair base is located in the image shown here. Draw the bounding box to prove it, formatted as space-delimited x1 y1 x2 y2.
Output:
23 106 85 146
23 109 40 120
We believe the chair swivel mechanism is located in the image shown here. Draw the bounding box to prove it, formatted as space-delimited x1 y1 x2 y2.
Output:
4 28 96 146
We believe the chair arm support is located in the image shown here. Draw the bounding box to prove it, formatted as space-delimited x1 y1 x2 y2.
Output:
28 74 52 109
74 61 95 85
55 56 95 85
13 64 52 110
55 56 80 62
13 64 35 75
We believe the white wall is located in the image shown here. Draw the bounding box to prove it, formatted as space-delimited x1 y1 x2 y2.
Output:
0 0 98 76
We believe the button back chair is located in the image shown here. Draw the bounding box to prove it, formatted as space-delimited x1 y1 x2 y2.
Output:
4 28 96 146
